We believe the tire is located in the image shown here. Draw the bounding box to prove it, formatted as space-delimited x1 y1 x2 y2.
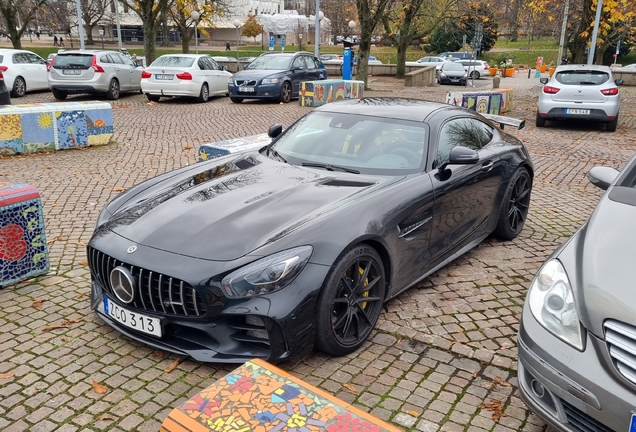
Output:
230 97 243 103
197 83 209 103
52 89 67 100
146 94 160 102
105 79 120 100
469 71 480 79
493 167 532 240
315 244 386 356
606 115 618 132
11 76 26 97
535 112 546 127
278 81 291 103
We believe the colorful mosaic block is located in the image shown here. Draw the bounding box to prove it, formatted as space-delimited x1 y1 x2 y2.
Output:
161 359 401 432
493 88 513 113
198 134 271 162
0 101 114 155
0 183 49 288
445 91 503 115
344 81 364 100
299 80 364 107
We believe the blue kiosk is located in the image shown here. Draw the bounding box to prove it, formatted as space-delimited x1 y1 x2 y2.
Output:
342 38 356 80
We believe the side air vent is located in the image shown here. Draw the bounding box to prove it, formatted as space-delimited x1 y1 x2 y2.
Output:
321 179 376 188
234 158 257 170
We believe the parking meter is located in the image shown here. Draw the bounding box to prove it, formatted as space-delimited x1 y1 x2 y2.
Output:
342 38 356 80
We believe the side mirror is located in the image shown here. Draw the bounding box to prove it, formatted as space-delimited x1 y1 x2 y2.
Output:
587 166 619 190
268 124 283 138
438 146 479 172
221 65 227 71
539 77 548 84
615 79 624 86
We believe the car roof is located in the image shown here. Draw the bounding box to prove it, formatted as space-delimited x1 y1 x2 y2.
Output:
261 52 314 57
314 98 458 122
56 50 117 55
158 54 205 57
555 64 612 72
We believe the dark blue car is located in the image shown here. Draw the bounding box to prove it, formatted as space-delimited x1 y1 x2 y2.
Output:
228 52 327 103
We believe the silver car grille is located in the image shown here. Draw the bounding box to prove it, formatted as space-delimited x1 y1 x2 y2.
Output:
604 320 636 385
235 79 256 86
88 247 207 317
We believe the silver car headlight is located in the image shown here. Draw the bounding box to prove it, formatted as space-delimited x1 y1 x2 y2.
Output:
261 78 280 84
227 77 234 84
528 259 584 350
221 246 313 298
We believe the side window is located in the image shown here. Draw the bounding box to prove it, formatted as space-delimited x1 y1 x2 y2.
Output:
208 58 220 70
305 57 317 69
292 57 305 69
197 57 209 70
26 53 44 64
100 54 112 63
12 53 27 64
110 53 124 64
436 118 493 165
119 54 134 66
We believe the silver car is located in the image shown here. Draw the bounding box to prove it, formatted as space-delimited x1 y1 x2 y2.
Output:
518 154 636 432
48 50 142 100
405 56 450 70
536 64 623 132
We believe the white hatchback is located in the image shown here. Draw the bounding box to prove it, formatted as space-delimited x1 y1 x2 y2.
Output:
0 49 48 97
141 54 233 103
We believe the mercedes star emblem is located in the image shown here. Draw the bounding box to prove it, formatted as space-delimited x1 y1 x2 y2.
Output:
127 245 137 254
109 267 136 304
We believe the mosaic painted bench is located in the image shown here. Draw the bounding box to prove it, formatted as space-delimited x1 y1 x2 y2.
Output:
198 134 271 162
299 80 365 107
0 101 114 155
161 358 403 432
0 182 49 288
445 89 514 115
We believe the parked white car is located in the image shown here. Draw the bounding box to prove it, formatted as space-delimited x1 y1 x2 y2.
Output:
141 54 233 103
0 49 48 97
405 56 449 70
456 60 490 79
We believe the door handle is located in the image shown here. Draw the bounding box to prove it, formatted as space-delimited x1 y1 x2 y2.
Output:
481 161 494 172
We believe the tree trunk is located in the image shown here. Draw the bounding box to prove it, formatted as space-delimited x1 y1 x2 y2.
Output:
143 21 158 65
510 0 521 42
571 0 592 63
161 14 170 46
396 38 409 79
86 24 95 45
595 44 605 65
181 26 191 53
355 24 372 87
2 11 22 49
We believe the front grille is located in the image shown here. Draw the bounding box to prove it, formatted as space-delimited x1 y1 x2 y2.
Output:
604 320 636 385
88 247 207 317
236 80 256 86
561 400 612 432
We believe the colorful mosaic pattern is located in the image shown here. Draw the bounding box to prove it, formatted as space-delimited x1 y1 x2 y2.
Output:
493 88 513 113
161 359 402 432
299 80 365 107
0 183 49 288
0 101 114 155
198 134 271 162
445 91 505 115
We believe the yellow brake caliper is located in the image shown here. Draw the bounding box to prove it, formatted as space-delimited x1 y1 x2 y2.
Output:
359 267 369 309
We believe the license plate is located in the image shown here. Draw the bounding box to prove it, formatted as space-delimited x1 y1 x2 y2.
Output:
630 414 636 432
239 86 255 92
565 109 590 115
62 69 81 75
155 74 173 80
103 296 162 337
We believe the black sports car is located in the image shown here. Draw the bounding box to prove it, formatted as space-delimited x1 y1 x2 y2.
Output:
88 98 533 363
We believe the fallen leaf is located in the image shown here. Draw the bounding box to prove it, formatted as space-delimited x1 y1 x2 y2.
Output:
32 300 46 308
342 383 357 393
183 146 194 150
61 337 67 342
77 293 84 299
152 351 164 360
51 203 57 207
96 415 115 421
43 166 51 169
455 329 464 333
396 338 402 344
408 410 419 417
92 380 108 394
147 152 155 155
62 318 83 325
0 372 15 379
493 376 511 387
112 187 126 192
78 260 88 265
42 324 68 331
76 241 87 247
478 399 507 422
47 236 66 244
148 169 154 172
472 371 478 379
164 358 180 373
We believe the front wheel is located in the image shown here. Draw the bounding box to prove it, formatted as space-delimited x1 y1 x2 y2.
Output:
315 244 386 356
146 94 160 102
230 97 243 103
278 81 291 103
493 167 532 240
11 76 26 97
106 79 120 100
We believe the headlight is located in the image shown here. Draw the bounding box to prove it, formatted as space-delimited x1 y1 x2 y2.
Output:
261 78 280 84
528 259 584 350
95 207 112 230
221 246 312 298
227 77 234 84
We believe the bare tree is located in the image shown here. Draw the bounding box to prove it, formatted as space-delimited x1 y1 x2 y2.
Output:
72 0 109 45
0 0 47 48
355 0 395 87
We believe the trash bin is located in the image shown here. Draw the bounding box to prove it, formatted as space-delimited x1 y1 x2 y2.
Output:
0 70 11 105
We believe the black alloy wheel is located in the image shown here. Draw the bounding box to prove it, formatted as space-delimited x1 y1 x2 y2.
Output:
106 79 120 100
494 167 532 240
11 76 26 97
316 245 386 355
279 81 291 103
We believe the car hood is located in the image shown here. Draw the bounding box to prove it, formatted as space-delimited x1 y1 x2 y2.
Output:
575 194 636 335
233 69 286 79
100 153 393 261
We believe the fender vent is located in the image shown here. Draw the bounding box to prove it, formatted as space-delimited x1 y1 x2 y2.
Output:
321 179 375 188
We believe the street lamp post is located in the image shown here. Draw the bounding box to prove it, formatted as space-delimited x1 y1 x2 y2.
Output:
314 9 324 57
233 19 241 61
299 33 302 51
190 11 200 54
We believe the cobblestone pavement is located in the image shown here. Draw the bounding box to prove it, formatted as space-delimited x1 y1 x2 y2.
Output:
1 75 635 432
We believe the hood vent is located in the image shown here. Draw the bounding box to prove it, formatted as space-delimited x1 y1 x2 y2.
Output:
320 179 376 188
234 158 258 170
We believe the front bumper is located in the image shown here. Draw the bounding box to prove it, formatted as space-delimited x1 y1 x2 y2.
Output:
518 301 636 432
439 75 467 85
228 83 282 100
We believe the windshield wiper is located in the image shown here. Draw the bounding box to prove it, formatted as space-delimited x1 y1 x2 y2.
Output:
302 162 360 174
267 147 287 163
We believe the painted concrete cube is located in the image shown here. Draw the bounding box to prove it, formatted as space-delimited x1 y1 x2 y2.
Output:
493 88 514 113
0 183 49 288
445 91 503 115
199 133 271 162
0 101 114 155
300 80 347 107
344 80 365 99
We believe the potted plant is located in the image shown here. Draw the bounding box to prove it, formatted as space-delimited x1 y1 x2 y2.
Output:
548 61 556 77
540 62 548 73
489 64 498 76
499 61 514 77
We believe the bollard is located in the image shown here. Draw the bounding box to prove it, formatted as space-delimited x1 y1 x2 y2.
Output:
528 68 532 79
492 76 501 89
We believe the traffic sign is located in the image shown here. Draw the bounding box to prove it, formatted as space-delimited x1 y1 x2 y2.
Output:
269 35 274 51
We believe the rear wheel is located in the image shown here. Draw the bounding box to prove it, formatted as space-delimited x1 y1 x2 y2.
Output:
315 244 386 356
52 89 67 100
230 97 243 103
11 76 26 97
278 81 291 103
106 79 120 100
494 167 532 240
606 115 618 132
469 71 480 79
197 83 209 103
535 112 546 127
146 94 160 102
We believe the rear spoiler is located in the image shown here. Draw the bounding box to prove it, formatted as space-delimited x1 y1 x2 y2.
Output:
482 113 525 130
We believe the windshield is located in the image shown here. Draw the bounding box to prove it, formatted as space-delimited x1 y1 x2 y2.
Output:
272 111 428 174
555 70 609 85
246 55 292 70
444 62 465 71
151 56 195 67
